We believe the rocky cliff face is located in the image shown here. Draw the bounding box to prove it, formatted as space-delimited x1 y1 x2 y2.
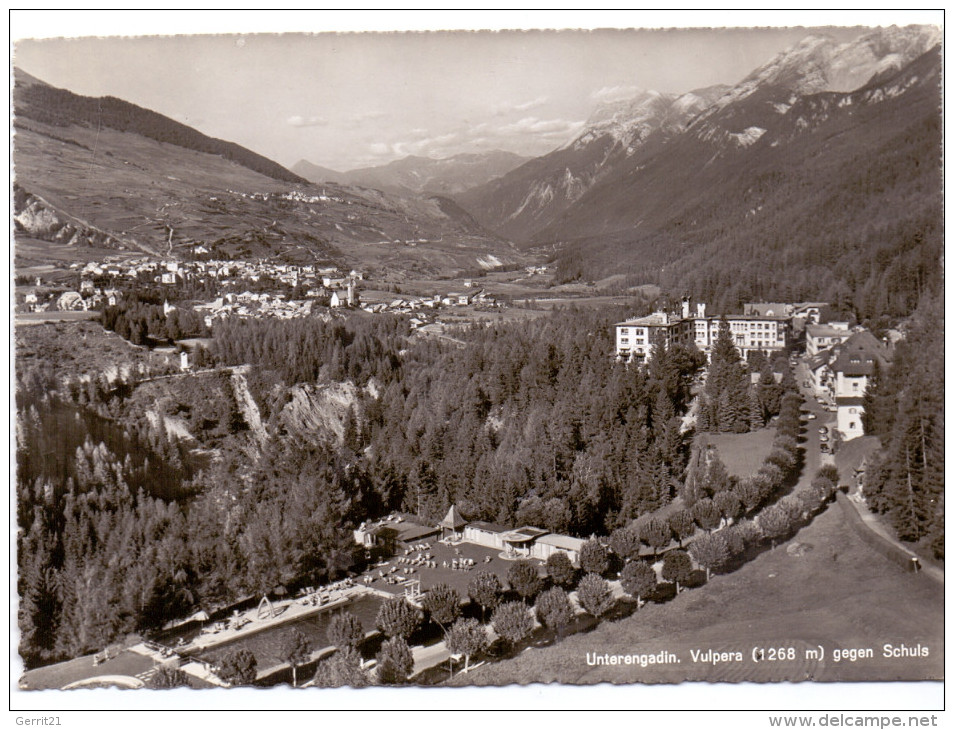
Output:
278 381 361 447
14 187 128 249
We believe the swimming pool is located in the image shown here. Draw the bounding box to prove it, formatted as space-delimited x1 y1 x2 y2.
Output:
193 594 384 671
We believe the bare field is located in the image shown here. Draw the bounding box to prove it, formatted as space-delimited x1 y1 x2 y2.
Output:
458 503 943 685
14 311 99 325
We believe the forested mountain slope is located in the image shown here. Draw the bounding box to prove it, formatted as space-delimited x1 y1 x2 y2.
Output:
547 45 941 320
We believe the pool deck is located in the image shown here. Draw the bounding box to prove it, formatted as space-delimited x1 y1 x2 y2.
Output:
179 584 380 655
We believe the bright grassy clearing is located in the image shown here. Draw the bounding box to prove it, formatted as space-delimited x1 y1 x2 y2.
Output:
457 500 943 685
701 427 778 477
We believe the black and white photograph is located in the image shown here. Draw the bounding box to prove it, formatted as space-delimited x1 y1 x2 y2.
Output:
8 9 945 724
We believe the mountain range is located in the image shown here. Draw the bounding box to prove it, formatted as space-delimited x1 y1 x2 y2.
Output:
292 150 530 196
458 26 940 245
12 70 523 277
453 25 942 317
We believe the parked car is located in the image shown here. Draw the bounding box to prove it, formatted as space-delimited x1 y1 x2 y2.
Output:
819 426 828 434
820 435 829 443
820 443 830 453
806 413 817 421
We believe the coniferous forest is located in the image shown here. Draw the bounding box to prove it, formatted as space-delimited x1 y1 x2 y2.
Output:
859 293 944 558
16 307 708 668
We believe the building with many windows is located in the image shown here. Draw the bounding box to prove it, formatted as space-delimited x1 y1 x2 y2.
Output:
614 310 694 364
615 300 790 364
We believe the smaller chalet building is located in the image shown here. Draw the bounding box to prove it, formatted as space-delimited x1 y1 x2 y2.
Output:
806 322 851 357
828 330 889 441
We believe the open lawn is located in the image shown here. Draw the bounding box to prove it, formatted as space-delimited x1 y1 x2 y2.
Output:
457 501 943 685
702 427 777 477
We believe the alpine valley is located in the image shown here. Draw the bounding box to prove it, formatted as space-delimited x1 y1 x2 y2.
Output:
13 24 944 694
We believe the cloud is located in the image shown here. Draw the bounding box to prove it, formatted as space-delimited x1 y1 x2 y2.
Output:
287 115 328 127
355 111 386 123
514 96 548 112
498 116 585 137
356 115 584 168
493 96 549 116
591 85 644 104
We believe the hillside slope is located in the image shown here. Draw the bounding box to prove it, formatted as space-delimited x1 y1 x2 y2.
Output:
13 71 525 277
14 69 307 185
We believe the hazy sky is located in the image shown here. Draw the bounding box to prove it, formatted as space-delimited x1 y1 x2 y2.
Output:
11 11 937 172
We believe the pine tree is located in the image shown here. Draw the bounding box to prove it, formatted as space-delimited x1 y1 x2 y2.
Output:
689 532 729 580
639 516 672 559
668 509 695 547
748 387 765 429
445 618 488 673
376 636 413 685
695 396 711 432
661 550 693 593
534 587 573 635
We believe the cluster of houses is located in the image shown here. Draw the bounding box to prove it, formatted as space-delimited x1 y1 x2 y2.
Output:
224 188 351 206
805 325 891 442
354 506 587 566
67 257 358 293
193 292 316 325
359 289 498 316
15 277 124 313
16 257 367 317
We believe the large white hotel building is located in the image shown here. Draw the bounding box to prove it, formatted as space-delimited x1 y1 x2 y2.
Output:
615 300 790 364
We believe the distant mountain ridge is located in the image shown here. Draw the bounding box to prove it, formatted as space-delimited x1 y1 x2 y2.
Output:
14 69 307 185
291 159 344 183
456 24 941 249
454 84 728 243
293 150 530 196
